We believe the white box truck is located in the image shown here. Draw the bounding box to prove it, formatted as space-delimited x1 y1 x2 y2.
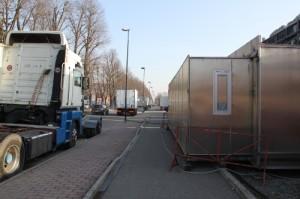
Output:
160 95 168 111
116 89 138 116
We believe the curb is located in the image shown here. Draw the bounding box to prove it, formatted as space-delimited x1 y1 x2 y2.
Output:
219 168 257 199
83 122 143 199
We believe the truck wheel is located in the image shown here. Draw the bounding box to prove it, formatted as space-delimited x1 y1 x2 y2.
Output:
0 134 24 179
66 123 78 148
84 129 93 138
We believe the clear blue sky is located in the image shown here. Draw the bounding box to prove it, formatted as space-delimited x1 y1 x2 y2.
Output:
100 0 300 95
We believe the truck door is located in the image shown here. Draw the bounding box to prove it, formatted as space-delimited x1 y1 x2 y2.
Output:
60 49 83 108
60 56 70 107
72 68 83 107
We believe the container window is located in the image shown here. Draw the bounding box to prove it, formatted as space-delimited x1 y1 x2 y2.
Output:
213 70 231 115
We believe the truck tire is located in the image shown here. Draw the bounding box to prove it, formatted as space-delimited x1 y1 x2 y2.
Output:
84 129 94 138
66 123 78 148
0 134 24 179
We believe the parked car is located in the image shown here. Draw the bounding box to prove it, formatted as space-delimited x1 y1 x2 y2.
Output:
91 104 109 115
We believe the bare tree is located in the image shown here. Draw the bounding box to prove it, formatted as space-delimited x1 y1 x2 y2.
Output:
79 0 108 98
16 0 35 30
27 0 47 30
115 70 151 103
1 0 21 30
67 0 85 53
90 49 153 107
26 0 70 31
65 0 109 100
0 16 4 42
0 0 26 41
127 74 151 100
102 49 122 106
90 57 106 104
48 0 70 31
9 0 110 102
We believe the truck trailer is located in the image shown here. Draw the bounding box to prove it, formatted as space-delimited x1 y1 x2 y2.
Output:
116 89 138 116
168 36 300 169
159 95 168 111
0 31 101 179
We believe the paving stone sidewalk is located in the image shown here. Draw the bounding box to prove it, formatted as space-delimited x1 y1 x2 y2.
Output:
0 120 138 199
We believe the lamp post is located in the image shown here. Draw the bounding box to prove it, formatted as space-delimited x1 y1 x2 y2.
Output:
147 81 152 104
141 67 145 108
150 86 153 104
122 27 130 121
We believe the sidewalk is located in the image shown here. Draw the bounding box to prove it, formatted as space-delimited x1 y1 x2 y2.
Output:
0 120 138 199
101 115 240 199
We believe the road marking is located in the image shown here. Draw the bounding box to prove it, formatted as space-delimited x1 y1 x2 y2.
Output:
141 126 161 129
102 119 124 122
102 118 144 122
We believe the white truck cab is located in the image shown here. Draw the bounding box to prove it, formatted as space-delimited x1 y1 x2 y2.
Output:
0 31 86 124
0 32 101 180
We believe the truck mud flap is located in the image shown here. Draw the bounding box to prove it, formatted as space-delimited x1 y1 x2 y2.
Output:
82 116 102 137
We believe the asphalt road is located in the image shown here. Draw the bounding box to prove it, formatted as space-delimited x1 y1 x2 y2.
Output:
101 112 240 199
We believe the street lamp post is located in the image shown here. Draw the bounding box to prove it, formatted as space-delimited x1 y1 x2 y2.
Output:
141 67 145 108
122 27 130 121
147 81 152 104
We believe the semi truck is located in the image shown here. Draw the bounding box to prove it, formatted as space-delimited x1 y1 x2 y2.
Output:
0 31 101 179
116 89 138 116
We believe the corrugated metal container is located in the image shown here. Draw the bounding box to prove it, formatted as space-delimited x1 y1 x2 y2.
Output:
169 36 300 168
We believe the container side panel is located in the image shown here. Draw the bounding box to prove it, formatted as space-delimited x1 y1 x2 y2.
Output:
260 47 300 154
189 58 252 156
168 57 189 154
181 58 189 153
230 59 254 154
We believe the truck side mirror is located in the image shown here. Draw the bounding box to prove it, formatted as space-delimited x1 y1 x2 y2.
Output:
82 77 89 90
75 62 82 68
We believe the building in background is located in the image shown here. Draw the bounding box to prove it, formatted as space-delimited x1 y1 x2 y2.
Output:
264 14 300 45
